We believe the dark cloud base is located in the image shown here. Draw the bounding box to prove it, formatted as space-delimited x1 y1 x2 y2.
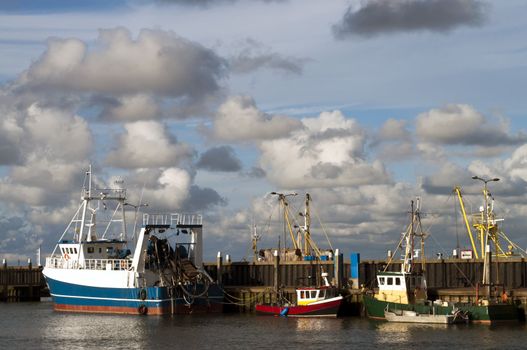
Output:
333 0 489 39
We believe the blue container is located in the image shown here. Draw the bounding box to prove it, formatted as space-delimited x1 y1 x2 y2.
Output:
320 255 328 261
303 256 314 261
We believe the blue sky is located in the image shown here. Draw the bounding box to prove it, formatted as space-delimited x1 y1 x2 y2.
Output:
1 0 527 262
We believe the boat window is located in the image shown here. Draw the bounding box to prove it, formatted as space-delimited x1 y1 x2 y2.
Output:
87 247 94 254
379 277 385 285
311 291 317 298
99 248 102 253
395 277 401 285
66 248 71 254
74 248 77 254
387 277 393 285
320 290 326 298
300 291 305 299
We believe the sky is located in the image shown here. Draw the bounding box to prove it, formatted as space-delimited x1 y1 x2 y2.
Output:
1 0 527 263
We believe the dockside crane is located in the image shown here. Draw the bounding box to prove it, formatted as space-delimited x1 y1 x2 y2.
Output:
454 185 526 258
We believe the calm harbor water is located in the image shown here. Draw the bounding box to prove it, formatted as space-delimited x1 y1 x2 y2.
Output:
1 301 527 349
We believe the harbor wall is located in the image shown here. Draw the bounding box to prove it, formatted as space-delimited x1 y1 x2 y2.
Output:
0 266 43 302
5 257 527 310
359 258 527 290
204 257 527 290
203 257 527 314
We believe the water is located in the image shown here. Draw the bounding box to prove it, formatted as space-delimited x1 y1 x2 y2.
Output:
1 301 527 349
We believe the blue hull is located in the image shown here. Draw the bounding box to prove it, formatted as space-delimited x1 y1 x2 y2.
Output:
46 277 223 315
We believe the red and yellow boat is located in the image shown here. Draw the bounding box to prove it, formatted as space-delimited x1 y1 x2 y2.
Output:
256 274 343 318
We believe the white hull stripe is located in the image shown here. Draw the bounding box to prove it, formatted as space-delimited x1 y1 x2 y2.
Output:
51 293 223 302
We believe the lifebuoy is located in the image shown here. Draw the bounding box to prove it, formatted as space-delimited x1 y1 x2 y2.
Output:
139 288 147 300
138 304 148 315
64 254 70 261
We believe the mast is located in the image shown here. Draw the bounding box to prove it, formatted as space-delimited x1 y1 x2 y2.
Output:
472 175 500 299
402 200 415 274
410 200 415 273
303 193 311 256
271 192 299 254
251 222 260 262
416 197 426 273
78 165 91 243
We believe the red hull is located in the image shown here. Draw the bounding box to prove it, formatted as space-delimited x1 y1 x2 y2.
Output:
54 303 223 315
255 297 342 317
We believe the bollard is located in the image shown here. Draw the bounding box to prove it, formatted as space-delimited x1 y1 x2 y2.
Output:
216 252 223 285
28 258 32 270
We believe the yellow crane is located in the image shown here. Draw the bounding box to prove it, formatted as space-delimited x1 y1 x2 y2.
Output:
454 185 525 258
454 186 480 259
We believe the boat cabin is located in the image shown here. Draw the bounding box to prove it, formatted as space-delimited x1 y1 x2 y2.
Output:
375 271 427 304
296 288 328 306
58 240 129 261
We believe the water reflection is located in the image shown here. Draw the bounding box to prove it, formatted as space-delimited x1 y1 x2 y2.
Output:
38 309 154 349
3 302 527 350
372 321 450 346
294 318 334 331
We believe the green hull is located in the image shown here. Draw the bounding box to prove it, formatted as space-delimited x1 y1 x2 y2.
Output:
363 295 453 320
363 295 519 324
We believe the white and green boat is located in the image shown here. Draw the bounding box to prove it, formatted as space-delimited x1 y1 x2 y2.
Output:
363 191 520 324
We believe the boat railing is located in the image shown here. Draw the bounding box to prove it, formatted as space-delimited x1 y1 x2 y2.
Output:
46 257 133 271
142 213 203 227
471 213 502 226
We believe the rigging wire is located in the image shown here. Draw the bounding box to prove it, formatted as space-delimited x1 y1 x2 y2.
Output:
311 204 334 252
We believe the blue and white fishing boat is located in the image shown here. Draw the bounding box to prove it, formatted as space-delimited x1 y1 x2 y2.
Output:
42 166 223 315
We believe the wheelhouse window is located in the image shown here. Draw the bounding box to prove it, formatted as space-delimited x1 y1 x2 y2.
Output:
310 291 317 298
379 277 385 285
387 277 393 285
87 247 94 254
395 277 401 285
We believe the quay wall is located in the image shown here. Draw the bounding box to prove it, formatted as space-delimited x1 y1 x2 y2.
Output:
203 257 527 314
5 257 527 309
0 266 43 302
204 258 527 290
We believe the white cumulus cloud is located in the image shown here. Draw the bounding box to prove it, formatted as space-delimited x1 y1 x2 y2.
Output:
213 95 302 142
106 120 194 169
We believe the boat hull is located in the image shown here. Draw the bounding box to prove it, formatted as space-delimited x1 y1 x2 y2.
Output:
363 294 519 324
255 296 342 317
384 310 455 324
45 275 223 315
